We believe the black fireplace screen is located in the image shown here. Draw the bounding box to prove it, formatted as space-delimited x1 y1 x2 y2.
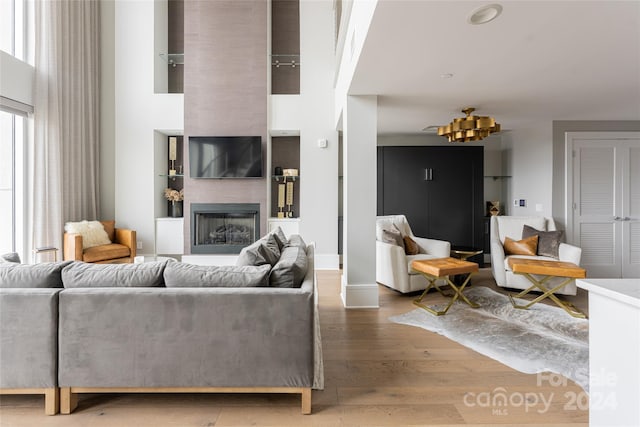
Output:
191 203 260 254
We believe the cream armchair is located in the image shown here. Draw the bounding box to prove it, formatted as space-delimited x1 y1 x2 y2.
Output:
63 220 136 264
490 216 582 296
376 215 450 293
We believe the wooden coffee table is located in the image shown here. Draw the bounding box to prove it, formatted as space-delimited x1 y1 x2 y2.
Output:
508 258 587 318
411 257 480 316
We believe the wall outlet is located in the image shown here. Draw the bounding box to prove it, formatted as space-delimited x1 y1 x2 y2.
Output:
137 241 143 250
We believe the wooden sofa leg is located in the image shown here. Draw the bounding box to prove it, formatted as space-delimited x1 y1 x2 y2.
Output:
44 388 59 415
60 387 77 414
301 388 312 415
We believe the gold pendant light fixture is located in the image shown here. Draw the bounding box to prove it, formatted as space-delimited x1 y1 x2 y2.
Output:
438 107 501 142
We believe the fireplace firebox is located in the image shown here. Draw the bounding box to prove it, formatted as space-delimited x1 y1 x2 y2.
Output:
191 203 260 254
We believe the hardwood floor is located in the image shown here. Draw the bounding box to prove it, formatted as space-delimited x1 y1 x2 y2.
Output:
0 269 588 426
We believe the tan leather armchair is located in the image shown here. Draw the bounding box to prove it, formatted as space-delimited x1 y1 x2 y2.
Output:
63 220 136 264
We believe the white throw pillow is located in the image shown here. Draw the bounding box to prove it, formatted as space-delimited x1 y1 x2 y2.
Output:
64 220 111 249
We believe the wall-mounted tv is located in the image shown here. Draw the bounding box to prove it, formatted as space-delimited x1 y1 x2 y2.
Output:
189 136 263 178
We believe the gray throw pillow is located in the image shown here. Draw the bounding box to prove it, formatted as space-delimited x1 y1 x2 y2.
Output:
286 234 307 250
0 252 21 263
164 262 271 287
236 234 280 267
381 225 403 247
270 226 287 251
522 225 564 259
0 261 72 288
61 261 168 288
269 245 308 288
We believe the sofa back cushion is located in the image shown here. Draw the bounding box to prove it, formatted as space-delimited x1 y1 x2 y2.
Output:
62 261 168 288
269 245 308 288
236 234 280 267
164 263 271 287
0 261 71 288
0 252 21 263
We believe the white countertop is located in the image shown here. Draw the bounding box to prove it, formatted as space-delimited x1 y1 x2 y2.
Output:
577 279 640 308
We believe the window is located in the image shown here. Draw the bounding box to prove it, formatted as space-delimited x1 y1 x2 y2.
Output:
1 0 28 257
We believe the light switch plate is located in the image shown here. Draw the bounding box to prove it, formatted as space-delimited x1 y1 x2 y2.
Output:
317 138 328 148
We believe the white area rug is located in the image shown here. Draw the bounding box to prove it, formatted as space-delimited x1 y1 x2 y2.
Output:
389 286 589 391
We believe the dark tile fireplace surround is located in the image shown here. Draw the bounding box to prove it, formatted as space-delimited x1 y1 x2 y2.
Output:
191 203 260 254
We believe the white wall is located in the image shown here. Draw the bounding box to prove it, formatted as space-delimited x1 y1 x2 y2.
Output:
298 0 339 268
113 0 183 254
501 125 553 217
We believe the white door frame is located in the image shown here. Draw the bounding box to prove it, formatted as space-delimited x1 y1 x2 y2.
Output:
565 131 640 245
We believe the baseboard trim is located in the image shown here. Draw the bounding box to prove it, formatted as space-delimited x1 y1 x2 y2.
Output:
341 274 379 308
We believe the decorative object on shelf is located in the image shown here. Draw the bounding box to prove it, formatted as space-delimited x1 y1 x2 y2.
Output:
274 166 283 176
169 136 177 176
164 188 184 218
438 107 501 142
283 168 298 177
286 181 294 217
277 183 286 218
486 201 500 216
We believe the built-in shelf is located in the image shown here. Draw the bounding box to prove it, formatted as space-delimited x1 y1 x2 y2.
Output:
159 53 184 67
484 175 512 180
159 173 184 181
272 175 299 182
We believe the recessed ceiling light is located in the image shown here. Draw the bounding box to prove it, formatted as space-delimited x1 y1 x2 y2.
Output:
468 4 503 25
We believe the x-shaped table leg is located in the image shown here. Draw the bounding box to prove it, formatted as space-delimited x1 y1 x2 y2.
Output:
509 273 586 318
413 272 479 316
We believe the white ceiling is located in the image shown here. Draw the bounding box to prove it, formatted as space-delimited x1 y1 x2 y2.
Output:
349 1 640 135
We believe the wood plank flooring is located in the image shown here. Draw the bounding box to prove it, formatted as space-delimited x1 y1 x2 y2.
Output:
0 269 588 426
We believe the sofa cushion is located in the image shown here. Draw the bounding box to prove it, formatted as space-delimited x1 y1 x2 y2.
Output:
403 236 420 255
504 235 538 256
236 234 280 267
0 261 71 288
62 261 167 288
269 245 308 288
380 224 403 247
286 234 307 250
270 226 287 250
164 262 271 287
522 225 563 259
0 252 21 263
82 243 130 263
65 220 112 249
497 216 547 243
100 220 116 242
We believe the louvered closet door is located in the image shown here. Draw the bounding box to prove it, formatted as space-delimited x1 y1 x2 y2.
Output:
573 137 640 278
624 146 640 277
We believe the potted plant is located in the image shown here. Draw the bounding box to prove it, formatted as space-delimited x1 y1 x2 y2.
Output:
164 188 184 217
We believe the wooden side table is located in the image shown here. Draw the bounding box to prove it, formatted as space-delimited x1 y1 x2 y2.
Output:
508 258 587 318
411 257 480 316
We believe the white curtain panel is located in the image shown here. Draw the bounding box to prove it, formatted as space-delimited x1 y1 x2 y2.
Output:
33 0 100 254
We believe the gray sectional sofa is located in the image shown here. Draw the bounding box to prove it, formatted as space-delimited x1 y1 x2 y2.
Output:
0 230 322 416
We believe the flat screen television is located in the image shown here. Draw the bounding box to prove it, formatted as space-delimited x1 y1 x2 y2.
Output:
189 136 263 178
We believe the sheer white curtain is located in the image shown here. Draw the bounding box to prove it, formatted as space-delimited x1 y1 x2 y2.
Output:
32 0 100 255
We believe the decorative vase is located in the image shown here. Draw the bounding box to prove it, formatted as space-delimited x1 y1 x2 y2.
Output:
169 200 183 218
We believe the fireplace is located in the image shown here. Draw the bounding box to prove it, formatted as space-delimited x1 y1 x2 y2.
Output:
191 203 260 254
